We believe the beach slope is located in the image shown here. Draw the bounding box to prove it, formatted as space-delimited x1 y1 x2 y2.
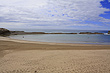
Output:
0 37 110 73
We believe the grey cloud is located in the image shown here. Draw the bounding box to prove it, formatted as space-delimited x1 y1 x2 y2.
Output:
0 0 110 28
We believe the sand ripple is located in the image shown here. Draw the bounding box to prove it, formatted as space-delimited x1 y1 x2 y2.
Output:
0 50 110 73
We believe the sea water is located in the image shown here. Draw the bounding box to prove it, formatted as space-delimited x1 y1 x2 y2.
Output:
9 29 110 45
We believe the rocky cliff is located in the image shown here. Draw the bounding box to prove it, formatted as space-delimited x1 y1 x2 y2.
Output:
108 31 110 34
79 32 104 34
0 28 11 36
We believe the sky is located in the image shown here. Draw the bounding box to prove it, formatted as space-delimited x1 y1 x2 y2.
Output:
0 0 110 30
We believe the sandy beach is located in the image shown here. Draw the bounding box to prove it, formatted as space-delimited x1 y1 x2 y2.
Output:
0 36 110 73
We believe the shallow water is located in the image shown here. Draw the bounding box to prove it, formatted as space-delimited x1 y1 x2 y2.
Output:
9 34 110 45
9 29 110 45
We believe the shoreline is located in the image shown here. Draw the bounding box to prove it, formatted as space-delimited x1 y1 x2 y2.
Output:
8 33 110 45
0 36 110 46
0 36 110 58
0 36 110 50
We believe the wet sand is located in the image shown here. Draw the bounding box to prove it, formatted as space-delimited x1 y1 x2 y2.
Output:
0 37 110 73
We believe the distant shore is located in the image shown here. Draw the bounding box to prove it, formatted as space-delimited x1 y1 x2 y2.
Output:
10 31 105 35
1 28 110 36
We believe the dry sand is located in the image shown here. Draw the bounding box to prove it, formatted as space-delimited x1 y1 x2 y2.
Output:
0 36 110 73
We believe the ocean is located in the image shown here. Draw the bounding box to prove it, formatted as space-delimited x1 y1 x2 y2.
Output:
9 29 110 45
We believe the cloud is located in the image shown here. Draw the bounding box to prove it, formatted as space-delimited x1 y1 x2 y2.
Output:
0 0 110 29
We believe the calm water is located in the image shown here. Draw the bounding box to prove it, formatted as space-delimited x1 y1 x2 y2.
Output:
9 29 110 45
